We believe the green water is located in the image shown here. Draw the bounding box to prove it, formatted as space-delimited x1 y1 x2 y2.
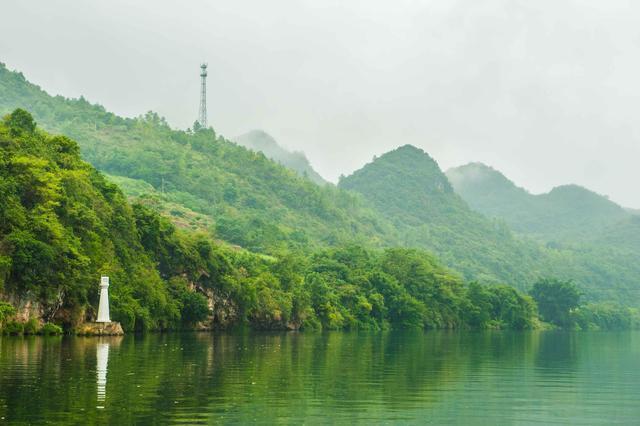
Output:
0 331 638 424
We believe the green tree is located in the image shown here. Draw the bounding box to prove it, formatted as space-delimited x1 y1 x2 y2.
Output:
5 108 36 135
530 278 581 327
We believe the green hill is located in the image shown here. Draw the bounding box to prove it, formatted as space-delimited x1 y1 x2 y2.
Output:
340 146 640 303
591 215 640 254
446 162 630 242
0 109 226 331
339 146 551 284
234 130 328 186
0 63 396 254
0 109 547 332
1 63 638 305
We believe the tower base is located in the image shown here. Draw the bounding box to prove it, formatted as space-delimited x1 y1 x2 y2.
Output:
76 322 124 336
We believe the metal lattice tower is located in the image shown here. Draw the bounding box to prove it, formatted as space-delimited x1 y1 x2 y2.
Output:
198 63 208 128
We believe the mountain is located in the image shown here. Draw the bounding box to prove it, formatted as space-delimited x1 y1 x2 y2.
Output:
339 146 549 284
3 109 543 332
0 63 396 254
0 109 227 331
234 130 328 185
446 162 630 242
591 215 640 254
340 146 640 303
2 63 639 305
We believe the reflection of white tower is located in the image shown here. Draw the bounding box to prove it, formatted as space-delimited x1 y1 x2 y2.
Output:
96 342 109 407
97 276 110 323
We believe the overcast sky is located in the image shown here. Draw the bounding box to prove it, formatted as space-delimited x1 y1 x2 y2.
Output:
2 0 639 207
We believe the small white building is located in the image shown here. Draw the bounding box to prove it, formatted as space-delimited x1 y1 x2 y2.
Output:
96 276 111 323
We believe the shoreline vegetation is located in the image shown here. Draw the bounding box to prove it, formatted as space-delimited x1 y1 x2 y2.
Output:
2 62 640 308
1 110 638 335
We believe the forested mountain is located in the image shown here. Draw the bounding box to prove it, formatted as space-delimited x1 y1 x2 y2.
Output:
591 215 640 254
339 146 550 284
1 109 550 332
339 146 640 303
0 109 219 331
234 130 328 185
446 162 630 242
1 63 639 306
0 63 396 253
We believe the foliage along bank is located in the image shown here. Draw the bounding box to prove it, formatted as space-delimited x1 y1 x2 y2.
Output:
0 109 550 333
3 62 639 307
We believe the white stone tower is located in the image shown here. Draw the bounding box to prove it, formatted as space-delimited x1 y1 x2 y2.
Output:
97 276 111 323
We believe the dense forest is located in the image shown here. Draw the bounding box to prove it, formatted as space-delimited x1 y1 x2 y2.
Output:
0 109 563 332
339 146 640 303
0 62 638 320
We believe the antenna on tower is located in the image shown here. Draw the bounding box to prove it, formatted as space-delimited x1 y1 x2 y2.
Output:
198 63 208 128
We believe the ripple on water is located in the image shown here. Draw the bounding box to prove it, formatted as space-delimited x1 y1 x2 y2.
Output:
0 331 639 424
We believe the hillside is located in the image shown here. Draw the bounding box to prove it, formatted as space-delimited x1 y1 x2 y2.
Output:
339 146 550 284
1 63 639 305
446 162 630 242
340 146 640 303
0 109 223 331
0 63 396 253
591 215 640 254
2 109 546 332
234 130 328 185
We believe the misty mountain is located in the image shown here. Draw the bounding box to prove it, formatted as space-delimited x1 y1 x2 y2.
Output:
339 146 640 302
339 146 550 284
446 162 630 242
0 62 396 253
2 63 640 304
234 130 327 186
591 215 640 254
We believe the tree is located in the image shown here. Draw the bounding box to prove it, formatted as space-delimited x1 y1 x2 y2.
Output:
529 278 581 327
5 108 36 135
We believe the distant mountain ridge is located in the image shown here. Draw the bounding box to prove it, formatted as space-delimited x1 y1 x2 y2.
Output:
0 62 396 253
234 130 328 185
340 146 640 302
446 162 630 242
339 146 553 284
2 62 640 305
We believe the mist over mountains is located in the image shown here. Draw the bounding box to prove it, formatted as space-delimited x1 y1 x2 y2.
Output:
447 162 632 243
234 130 327 186
1 61 639 307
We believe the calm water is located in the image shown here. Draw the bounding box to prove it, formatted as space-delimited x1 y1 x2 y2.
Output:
0 331 639 424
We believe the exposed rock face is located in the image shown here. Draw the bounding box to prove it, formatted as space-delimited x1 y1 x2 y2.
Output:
208 289 240 329
76 322 124 336
0 292 45 323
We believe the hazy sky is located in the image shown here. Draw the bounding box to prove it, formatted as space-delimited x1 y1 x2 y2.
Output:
2 1 640 207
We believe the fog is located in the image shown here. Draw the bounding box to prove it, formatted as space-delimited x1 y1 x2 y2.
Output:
1 0 639 207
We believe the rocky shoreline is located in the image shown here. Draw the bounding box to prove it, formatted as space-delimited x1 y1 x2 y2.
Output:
75 322 125 336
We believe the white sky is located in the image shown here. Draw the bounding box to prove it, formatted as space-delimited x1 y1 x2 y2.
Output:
1 0 639 207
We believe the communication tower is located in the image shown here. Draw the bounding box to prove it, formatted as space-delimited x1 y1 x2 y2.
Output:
198 63 208 128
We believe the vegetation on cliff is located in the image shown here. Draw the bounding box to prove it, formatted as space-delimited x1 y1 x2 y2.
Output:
0 61 637 326
0 109 550 332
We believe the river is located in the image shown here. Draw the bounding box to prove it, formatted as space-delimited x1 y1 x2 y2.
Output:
0 331 638 424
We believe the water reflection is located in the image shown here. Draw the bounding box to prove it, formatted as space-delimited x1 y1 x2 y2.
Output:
96 342 109 407
94 337 121 409
0 331 638 424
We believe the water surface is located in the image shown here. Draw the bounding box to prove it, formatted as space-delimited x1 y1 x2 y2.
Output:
0 331 638 424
